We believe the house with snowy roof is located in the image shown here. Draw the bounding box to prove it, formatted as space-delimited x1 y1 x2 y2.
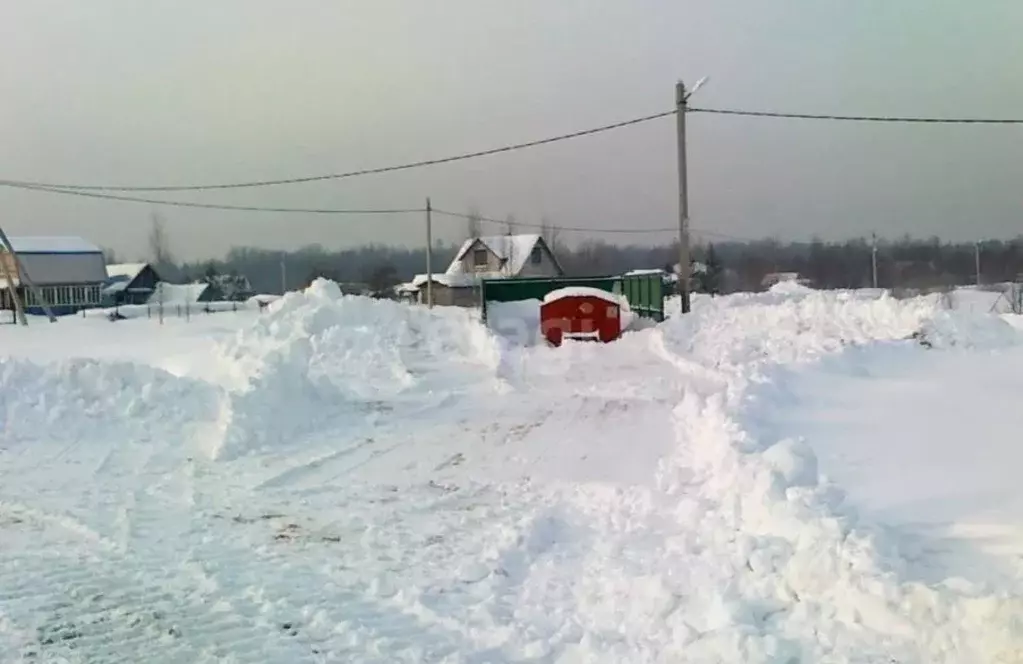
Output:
404 234 562 307
148 281 222 306
103 262 161 306
0 236 107 316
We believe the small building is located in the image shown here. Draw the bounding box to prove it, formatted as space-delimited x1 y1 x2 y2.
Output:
0 236 107 316
405 234 563 307
148 281 222 306
103 262 161 306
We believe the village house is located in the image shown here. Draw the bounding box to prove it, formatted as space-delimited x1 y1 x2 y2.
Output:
103 262 162 306
0 236 107 316
402 234 562 307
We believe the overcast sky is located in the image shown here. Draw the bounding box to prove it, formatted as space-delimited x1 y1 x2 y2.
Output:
2 0 1021 260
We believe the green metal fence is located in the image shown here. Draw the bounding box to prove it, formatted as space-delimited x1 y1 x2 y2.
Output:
480 273 665 323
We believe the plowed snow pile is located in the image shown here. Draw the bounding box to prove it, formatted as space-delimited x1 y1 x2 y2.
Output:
1 282 1022 662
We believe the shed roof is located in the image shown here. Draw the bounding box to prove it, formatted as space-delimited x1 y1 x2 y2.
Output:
106 262 148 280
5 236 102 254
149 282 211 304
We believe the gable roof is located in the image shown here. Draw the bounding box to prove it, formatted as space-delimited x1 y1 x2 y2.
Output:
105 262 149 281
448 234 549 276
149 281 211 304
5 236 102 255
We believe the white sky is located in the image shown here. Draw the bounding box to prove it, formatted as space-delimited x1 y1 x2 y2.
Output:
2 0 1021 259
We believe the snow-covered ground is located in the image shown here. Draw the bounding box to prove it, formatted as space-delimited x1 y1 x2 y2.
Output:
1 280 1022 662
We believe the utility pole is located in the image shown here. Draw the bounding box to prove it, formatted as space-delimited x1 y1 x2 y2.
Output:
280 251 287 295
871 232 879 288
425 197 434 308
0 225 55 323
974 241 982 286
0 235 26 326
676 80 691 314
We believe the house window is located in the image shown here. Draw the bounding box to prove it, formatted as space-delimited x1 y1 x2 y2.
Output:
530 246 542 265
473 248 488 269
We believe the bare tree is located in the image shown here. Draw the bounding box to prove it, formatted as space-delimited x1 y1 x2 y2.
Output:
505 215 516 235
466 207 482 239
148 211 173 266
540 216 561 253
100 246 118 265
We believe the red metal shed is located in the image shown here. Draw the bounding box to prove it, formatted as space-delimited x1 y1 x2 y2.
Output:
540 287 625 347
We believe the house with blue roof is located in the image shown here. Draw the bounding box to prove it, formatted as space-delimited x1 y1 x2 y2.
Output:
0 236 108 316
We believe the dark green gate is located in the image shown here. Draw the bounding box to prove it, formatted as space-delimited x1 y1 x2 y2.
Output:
480 273 665 323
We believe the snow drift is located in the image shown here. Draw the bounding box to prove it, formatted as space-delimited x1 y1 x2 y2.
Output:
205 280 502 460
3 281 1023 662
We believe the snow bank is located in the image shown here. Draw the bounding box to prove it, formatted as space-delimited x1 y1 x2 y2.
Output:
768 280 814 296
487 299 542 346
0 358 218 449
648 289 1023 661
206 280 501 460
915 309 1023 349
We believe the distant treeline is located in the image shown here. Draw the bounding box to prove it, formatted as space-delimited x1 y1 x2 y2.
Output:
144 236 1023 296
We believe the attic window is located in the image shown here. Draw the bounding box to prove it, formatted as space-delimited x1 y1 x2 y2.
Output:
473 248 488 268
530 246 542 265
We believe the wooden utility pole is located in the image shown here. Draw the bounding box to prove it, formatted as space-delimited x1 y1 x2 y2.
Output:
0 235 26 326
974 241 982 286
425 198 434 308
280 251 287 295
676 80 691 314
0 225 56 323
871 232 879 289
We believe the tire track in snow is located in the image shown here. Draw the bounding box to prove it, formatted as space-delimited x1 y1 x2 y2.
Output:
0 510 320 663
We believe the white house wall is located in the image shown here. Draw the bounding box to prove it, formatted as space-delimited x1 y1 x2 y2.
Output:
516 245 561 277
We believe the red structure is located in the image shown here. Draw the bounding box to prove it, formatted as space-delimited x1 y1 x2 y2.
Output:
540 293 623 347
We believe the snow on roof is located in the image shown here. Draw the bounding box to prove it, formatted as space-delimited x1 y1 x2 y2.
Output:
543 286 627 305
5 236 102 254
106 263 148 281
624 268 666 276
149 281 210 304
448 235 543 276
412 269 529 289
102 281 130 295
412 273 479 289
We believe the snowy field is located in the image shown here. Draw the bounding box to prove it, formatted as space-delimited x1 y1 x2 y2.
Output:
2 280 1023 662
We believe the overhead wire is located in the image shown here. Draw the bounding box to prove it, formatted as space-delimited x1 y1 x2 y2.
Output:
3 104 1022 195
430 209 678 235
4 102 1018 242
0 109 678 193
431 208 754 240
3 183 727 237
3 182 421 215
689 107 1023 124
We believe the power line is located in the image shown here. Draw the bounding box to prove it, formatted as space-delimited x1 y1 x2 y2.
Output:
0 110 678 193
689 107 1023 124
431 208 752 240
1 182 421 214
0 181 757 239
4 105 1021 195
432 208 675 234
